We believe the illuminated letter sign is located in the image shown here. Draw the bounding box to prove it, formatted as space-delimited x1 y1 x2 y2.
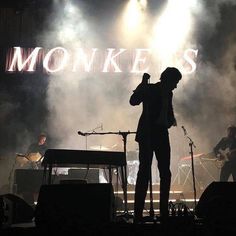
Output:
183 49 198 74
102 48 126 73
5 47 198 74
43 47 69 73
7 47 42 72
131 49 151 73
73 48 98 72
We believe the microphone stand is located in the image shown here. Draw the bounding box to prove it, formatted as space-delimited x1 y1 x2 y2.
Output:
78 130 136 220
145 76 155 222
84 124 103 150
182 127 197 210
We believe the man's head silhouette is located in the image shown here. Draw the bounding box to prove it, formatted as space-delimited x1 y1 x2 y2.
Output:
160 67 182 91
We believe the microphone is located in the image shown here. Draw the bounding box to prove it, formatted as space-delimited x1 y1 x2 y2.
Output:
142 73 150 84
181 126 187 135
78 131 85 136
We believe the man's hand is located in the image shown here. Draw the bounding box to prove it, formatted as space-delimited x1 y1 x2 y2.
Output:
142 73 150 84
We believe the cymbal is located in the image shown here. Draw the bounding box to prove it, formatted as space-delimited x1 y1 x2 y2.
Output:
27 152 42 162
16 152 42 163
90 145 110 151
15 153 26 157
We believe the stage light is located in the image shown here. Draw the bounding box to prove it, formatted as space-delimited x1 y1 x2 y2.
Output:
139 0 147 7
64 2 76 14
121 0 147 35
55 1 87 44
150 0 196 66
58 27 76 43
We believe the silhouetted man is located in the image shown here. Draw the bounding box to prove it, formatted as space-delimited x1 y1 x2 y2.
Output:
130 67 182 222
214 125 236 181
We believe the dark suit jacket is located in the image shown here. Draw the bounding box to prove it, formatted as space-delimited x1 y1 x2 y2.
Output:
130 82 175 143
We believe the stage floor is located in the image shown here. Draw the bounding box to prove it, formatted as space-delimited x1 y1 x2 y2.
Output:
1 217 236 236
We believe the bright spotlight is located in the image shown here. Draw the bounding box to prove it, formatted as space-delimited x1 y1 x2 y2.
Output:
58 27 76 43
151 0 196 65
55 1 87 44
122 0 147 32
65 3 76 14
139 0 147 8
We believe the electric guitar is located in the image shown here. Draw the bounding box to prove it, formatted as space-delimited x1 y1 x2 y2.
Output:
215 148 236 168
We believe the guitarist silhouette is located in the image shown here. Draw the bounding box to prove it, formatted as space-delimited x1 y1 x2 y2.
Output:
213 126 236 181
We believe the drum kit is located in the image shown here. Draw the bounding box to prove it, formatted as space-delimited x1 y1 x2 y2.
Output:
15 152 42 169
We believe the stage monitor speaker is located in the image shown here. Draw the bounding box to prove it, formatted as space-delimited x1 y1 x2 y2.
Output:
14 169 44 194
35 183 115 227
195 181 236 220
1 194 34 226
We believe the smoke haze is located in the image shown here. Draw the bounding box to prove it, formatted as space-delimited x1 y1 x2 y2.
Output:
41 0 236 179
1 0 236 191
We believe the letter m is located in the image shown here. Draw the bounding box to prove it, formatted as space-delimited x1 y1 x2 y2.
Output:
7 47 42 72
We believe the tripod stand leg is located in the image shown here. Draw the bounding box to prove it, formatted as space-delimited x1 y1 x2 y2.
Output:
120 165 128 214
172 164 181 186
